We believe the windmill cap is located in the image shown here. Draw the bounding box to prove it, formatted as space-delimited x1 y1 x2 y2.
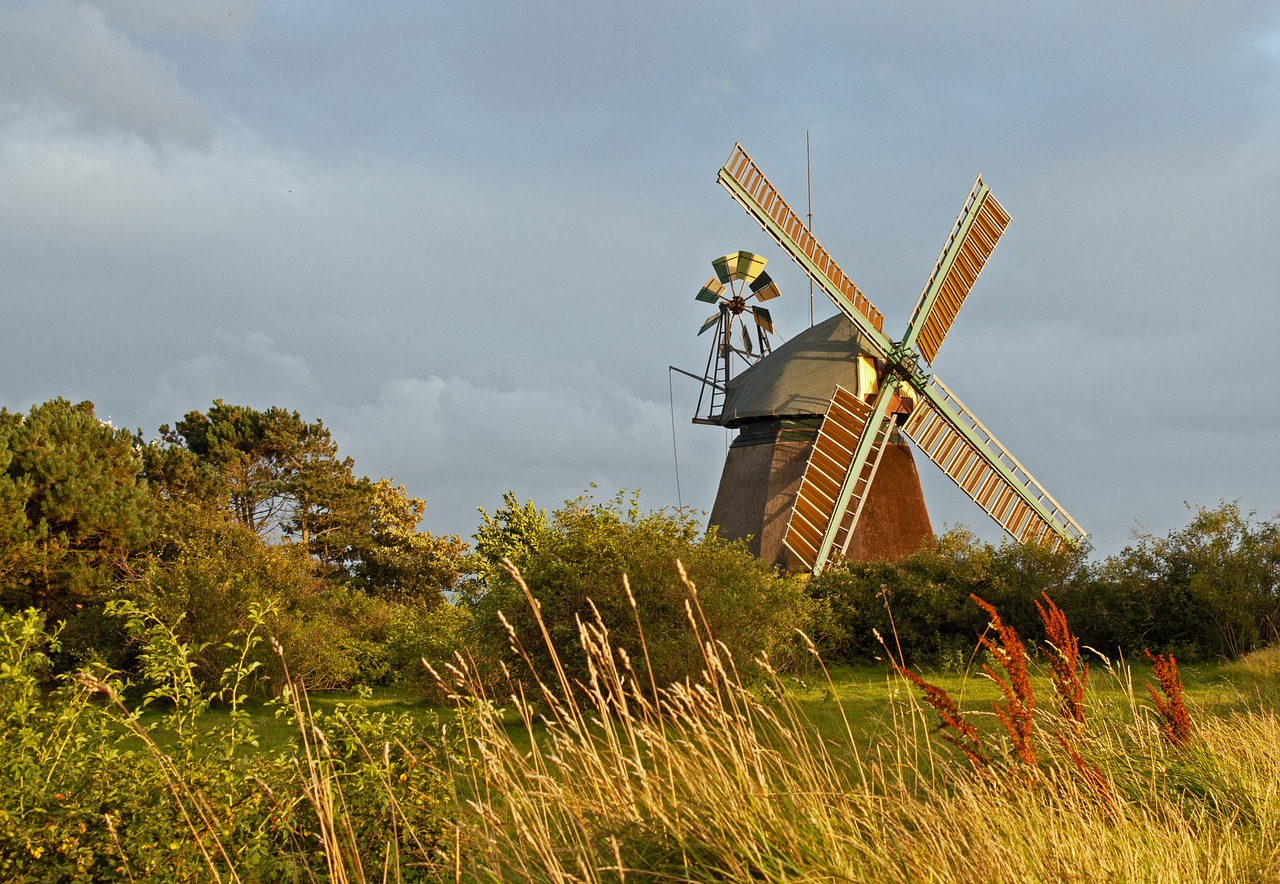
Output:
717 313 873 427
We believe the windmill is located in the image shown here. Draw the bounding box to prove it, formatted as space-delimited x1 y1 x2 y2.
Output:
706 143 1084 575
690 251 782 423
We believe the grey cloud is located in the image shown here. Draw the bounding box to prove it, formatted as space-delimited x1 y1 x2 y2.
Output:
0 1 209 148
3 1 1280 556
148 333 320 421
325 367 720 538
88 0 262 37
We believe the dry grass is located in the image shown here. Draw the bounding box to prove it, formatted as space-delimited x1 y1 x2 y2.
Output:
434 562 1280 882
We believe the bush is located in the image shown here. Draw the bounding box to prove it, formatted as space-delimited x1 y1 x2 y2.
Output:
0 604 460 882
137 501 473 693
1091 501 1280 660
384 599 473 699
808 529 1089 666
808 502 1280 666
470 491 813 688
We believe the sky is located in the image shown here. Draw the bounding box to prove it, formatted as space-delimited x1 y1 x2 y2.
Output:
2 1 1279 557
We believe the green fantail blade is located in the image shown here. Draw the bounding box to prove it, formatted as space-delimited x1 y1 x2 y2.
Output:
696 278 725 303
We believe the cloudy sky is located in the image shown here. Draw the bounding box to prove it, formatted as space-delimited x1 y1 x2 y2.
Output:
2 1 1279 556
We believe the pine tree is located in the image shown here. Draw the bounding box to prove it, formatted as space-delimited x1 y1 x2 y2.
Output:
0 399 155 619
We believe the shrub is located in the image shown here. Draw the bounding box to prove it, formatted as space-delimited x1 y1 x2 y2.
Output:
808 529 1089 666
0 604 460 882
1096 502 1280 660
470 490 812 688
384 598 473 698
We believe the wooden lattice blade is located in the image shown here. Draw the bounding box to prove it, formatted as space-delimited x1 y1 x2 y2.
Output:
902 177 1010 365
783 385 893 573
901 374 1084 550
718 144 892 355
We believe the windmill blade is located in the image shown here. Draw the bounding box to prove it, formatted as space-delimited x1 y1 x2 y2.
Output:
696 277 726 303
713 250 768 285
698 312 721 336
718 144 892 355
783 384 897 573
748 270 782 301
740 323 753 356
901 177 1011 365
750 305 774 334
901 374 1085 550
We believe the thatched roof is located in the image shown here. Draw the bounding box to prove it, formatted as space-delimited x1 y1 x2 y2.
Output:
717 313 871 427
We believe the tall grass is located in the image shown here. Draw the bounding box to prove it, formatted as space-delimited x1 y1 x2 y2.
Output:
8 566 1280 881
437 562 1280 882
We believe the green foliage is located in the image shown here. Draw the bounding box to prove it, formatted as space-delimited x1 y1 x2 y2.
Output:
0 400 156 666
135 499 308 687
158 399 354 541
467 491 550 598
137 498 464 694
383 599 473 699
472 490 812 687
155 401 470 602
331 478 470 603
0 604 460 882
808 529 1089 666
810 502 1280 666
1093 501 1280 659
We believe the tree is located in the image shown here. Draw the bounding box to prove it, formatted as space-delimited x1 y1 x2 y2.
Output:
1100 502 1280 659
331 479 469 603
0 399 154 621
160 400 354 541
467 491 550 599
157 401 469 602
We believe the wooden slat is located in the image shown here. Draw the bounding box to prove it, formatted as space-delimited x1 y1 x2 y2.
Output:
902 395 1074 552
901 374 1085 553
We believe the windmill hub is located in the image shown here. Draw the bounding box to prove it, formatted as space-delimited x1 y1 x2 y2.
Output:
886 343 928 388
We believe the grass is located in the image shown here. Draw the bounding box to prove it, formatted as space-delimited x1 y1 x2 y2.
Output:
162 624 1280 881
12 576 1280 881
136 684 443 753
430 567 1280 882
189 647 1274 762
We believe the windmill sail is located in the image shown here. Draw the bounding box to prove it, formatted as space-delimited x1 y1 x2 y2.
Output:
696 278 726 303
749 270 782 301
902 177 1011 364
713 250 768 284
902 374 1085 550
718 144 889 346
782 385 896 571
